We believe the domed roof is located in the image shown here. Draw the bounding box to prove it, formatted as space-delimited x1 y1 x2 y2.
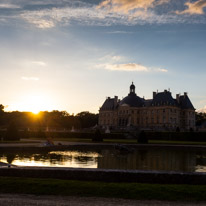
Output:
120 93 144 107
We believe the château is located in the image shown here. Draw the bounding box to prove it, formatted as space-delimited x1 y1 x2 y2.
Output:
99 83 195 131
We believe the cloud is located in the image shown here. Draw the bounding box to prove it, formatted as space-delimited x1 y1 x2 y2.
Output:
1 0 205 29
31 61 47 66
0 4 20 9
176 0 206 15
105 30 133 34
197 105 206 113
155 68 168 72
21 76 39 81
97 0 170 15
99 54 124 62
17 2 188 28
104 63 149 71
97 63 168 72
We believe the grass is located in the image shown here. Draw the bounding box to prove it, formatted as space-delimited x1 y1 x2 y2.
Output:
2 137 206 146
26 137 206 145
0 140 41 144
149 140 206 145
0 177 206 201
56 138 206 146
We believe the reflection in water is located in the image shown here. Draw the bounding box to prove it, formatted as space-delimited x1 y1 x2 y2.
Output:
0 151 100 168
1 148 206 172
6 153 16 164
98 149 197 172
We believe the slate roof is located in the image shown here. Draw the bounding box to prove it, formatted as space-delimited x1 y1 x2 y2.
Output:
151 90 177 106
179 95 195 110
119 93 144 107
100 84 195 111
100 98 116 111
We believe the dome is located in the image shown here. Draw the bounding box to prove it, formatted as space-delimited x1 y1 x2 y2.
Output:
120 93 144 107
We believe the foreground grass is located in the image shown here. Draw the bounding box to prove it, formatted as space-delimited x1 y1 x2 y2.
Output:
0 177 206 201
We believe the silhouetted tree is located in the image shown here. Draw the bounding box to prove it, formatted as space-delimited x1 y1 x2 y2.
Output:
196 112 206 126
76 111 98 128
4 121 20 141
0 104 5 126
0 104 4 113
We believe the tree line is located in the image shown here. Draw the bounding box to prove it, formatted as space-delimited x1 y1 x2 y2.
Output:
1 104 206 130
0 104 98 130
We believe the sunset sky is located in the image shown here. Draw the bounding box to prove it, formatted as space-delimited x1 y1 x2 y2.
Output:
0 0 206 114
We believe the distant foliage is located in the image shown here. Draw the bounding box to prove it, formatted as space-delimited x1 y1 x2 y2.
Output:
4 121 20 141
196 112 206 126
0 109 98 130
0 104 4 113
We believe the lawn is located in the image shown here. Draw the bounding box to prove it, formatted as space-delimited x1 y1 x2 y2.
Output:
0 177 206 201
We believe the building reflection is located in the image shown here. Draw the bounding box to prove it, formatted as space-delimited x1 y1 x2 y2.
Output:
98 149 199 172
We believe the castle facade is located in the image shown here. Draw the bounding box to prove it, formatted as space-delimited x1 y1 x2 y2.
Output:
99 83 195 131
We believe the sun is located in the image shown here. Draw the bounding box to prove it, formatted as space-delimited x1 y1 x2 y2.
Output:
12 94 55 113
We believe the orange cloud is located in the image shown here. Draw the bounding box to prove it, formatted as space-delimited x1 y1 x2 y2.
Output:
97 63 168 72
98 0 169 14
105 63 149 71
176 0 206 15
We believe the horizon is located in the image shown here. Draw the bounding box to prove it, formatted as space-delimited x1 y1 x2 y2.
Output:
2 85 202 114
0 0 206 114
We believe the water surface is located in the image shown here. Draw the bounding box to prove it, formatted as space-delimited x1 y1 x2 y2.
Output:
1 147 206 173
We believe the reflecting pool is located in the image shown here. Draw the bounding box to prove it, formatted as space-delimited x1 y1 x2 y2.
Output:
1 147 206 173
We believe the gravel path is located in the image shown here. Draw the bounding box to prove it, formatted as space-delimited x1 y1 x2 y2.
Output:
0 194 205 206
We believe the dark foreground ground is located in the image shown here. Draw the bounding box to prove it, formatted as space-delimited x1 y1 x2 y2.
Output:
0 194 205 206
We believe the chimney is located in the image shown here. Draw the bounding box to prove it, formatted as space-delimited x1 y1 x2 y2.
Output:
114 96 118 107
184 92 187 98
176 94 180 103
153 92 157 98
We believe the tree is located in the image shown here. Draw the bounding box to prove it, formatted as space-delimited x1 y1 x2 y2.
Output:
76 111 98 128
4 121 20 141
0 104 4 113
196 112 206 126
0 104 5 126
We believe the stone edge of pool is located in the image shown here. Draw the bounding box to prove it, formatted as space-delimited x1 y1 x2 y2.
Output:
0 167 206 185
